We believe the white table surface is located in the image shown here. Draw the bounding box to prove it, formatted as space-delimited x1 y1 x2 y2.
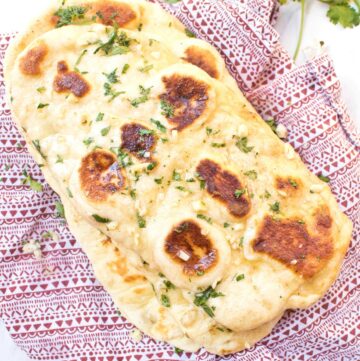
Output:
0 2 359 361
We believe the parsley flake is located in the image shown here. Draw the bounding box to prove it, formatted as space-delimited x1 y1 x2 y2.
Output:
92 214 111 223
161 294 171 308
151 118 167 133
101 126 111 136
54 6 87 28
244 170 257 180
130 85 152 107
137 212 146 228
196 214 212 224
160 99 174 118
270 201 280 213
234 189 246 198
236 137 254 153
22 170 43 192
194 286 224 318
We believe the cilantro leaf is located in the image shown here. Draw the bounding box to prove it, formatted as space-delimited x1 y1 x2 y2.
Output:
327 3 360 28
54 6 87 28
236 137 254 153
103 68 119 84
92 214 111 223
55 201 65 218
194 286 224 318
130 86 152 107
22 170 43 192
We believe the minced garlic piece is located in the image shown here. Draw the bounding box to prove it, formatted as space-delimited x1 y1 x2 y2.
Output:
284 143 295 160
23 239 42 259
130 328 143 342
177 250 190 261
276 124 288 139
310 184 325 193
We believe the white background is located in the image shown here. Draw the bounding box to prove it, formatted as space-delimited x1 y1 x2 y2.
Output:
0 1 359 361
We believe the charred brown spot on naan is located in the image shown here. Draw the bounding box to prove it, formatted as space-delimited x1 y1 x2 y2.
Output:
315 206 333 232
253 216 333 278
196 159 251 218
53 60 90 98
165 220 218 276
160 75 210 130
121 123 156 161
79 149 125 202
183 46 219 79
90 0 137 27
276 177 301 193
19 43 48 76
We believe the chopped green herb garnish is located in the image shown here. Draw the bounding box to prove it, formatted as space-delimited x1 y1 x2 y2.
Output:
122 63 130 74
83 137 94 146
37 103 49 109
239 237 244 247
104 82 124 102
164 279 175 291
22 170 43 192
147 162 157 171
139 129 154 136
66 187 73 198
151 118 167 133
160 99 174 118
172 170 181 181
236 137 254 153
112 148 133 168
32 139 47 160
223 222 230 228
270 201 280 213
96 112 104 122
236 274 245 282
289 179 298 188
55 201 65 218
234 189 246 198
211 142 225 148
94 26 132 56
56 155 64 163
101 126 111 136
92 214 111 223
196 214 212 224
137 212 146 228
244 170 257 180
318 174 330 183
130 85 152 107
154 177 164 184
160 294 171 308
36 87 46 93
130 189 136 199
264 190 271 199
194 286 224 317
103 68 119 84
185 28 196 38
54 6 87 28
138 64 154 73
74 49 87 70
174 347 183 355
195 173 206 189
265 118 277 133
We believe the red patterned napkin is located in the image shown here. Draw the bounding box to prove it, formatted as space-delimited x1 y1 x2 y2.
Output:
0 1 359 360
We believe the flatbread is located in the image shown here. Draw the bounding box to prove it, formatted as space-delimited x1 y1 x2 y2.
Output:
5 1 352 355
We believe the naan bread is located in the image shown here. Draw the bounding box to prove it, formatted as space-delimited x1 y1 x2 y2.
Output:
5 1 352 355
